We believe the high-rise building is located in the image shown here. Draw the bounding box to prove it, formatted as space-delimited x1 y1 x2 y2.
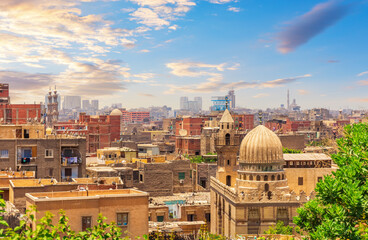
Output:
227 90 235 109
180 97 189 110
82 100 90 111
91 100 99 110
180 96 202 113
194 97 202 111
63 96 81 110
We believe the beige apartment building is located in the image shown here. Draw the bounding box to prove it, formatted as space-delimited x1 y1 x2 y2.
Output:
0 132 86 181
26 189 149 238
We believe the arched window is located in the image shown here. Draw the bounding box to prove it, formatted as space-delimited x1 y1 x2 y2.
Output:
225 133 231 145
249 175 253 181
282 174 285 180
227 123 229 129
277 175 281 180
256 175 260 181
264 175 268 181
227 159 230 166
265 183 269 192
268 191 272 200
226 175 231 186
271 175 275 181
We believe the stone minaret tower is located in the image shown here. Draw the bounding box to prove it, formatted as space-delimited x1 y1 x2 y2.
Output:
46 86 59 127
215 108 240 187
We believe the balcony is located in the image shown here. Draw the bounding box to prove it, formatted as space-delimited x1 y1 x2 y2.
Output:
61 157 82 166
17 157 36 165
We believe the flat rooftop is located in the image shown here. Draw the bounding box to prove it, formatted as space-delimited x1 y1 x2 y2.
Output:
27 189 148 201
0 171 35 178
283 153 332 161
10 179 62 188
73 177 122 185
150 192 210 206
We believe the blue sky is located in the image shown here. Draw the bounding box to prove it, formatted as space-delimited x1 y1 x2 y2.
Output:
0 0 367 110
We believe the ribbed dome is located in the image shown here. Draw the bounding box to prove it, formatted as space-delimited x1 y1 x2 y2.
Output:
239 125 283 164
110 109 122 116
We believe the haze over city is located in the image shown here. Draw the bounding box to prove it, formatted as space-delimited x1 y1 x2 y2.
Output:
1 0 367 109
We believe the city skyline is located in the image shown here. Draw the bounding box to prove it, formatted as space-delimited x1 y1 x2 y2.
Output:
0 0 367 110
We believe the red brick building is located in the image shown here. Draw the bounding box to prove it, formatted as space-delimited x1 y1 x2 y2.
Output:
175 137 201 155
0 83 42 124
233 114 254 131
119 109 150 123
54 113 120 153
175 117 208 136
175 117 208 155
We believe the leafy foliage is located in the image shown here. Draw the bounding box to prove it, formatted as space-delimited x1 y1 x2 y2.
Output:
264 221 294 235
282 148 302 154
294 123 368 240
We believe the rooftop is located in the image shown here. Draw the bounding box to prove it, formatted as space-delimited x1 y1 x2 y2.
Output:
27 189 148 201
73 177 122 185
283 153 332 161
0 171 35 178
10 179 61 188
150 192 210 206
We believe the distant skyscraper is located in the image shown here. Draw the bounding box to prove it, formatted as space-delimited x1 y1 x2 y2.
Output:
194 97 202 111
91 100 99 110
227 90 235 109
287 89 290 111
180 97 189 110
63 96 81 110
82 100 91 111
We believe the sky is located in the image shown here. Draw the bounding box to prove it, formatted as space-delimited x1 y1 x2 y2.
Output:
0 0 368 110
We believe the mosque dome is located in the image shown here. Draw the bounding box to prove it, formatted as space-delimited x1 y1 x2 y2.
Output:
110 109 122 116
239 125 283 164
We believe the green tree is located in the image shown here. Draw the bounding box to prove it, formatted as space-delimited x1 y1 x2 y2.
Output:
264 221 293 235
282 148 302 154
294 123 368 240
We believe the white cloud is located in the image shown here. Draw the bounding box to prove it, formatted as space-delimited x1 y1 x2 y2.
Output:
165 60 311 94
208 0 237 4
129 0 195 29
228 7 240 12
357 71 368 77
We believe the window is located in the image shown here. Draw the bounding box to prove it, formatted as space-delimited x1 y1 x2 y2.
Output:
117 213 128 226
157 215 164 222
0 150 9 158
226 175 231 186
205 213 211 222
82 216 92 231
178 172 185 180
298 177 303 185
227 160 230 166
187 214 195 221
45 149 53 158
139 174 143 182
225 133 230 145
24 129 29 139
47 168 54 177
65 168 72 177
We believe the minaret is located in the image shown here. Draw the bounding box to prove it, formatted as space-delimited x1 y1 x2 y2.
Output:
215 106 239 187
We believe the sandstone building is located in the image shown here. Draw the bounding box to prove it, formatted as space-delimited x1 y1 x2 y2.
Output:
210 110 313 238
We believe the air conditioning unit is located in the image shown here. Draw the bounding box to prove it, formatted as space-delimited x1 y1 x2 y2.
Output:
179 179 184 184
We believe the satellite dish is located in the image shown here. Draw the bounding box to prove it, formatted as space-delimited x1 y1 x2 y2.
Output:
179 129 187 136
